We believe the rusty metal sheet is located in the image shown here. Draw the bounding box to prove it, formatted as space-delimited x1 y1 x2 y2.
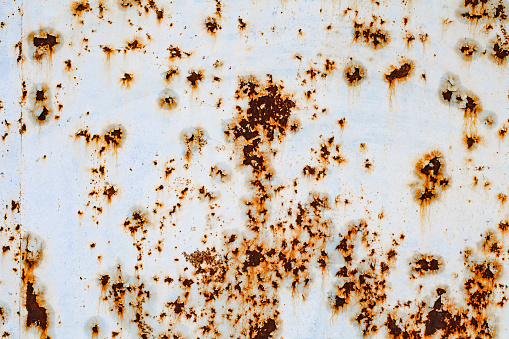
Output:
1 0 509 338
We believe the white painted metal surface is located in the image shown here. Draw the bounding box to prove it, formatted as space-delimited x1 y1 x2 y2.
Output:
1 0 509 338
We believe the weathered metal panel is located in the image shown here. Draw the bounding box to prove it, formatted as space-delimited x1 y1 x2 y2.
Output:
1 0 509 338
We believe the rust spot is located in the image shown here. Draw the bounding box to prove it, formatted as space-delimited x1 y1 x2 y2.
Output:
385 61 412 87
121 73 133 88
125 38 144 51
22 233 50 337
168 45 190 59
344 62 365 86
413 151 450 207
205 17 221 34
75 126 124 155
353 21 390 49
225 76 296 175
183 248 227 284
25 282 48 333
459 40 478 60
460 0 507 21
165 68 178 81
124 210 148 236
103 185 118 202
491 41 509 64
72 1 91 16
64 59 72 71
181 127 207 161
101 46 114 61
238 17 246 30
158 89 178 111
410 254 443 277
187 71 203 88
465 133 481 150
30 30 60 60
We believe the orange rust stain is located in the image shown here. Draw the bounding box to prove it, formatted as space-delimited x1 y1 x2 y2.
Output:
353 21 390 49
22 234 50 338
75 126 124 156
181 128 207 161
410 254 443 278
385 61 413 87
344 63 365 86
72 1 91 16
187 71 203 88
121 73 133 88
413 151 450 209
205 17 221 34
30 31 60 61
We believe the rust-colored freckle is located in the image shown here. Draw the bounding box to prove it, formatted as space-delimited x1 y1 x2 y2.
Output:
491 41 509 64
181 127 207 161
32 31 60 60
125 38 143 51
72 1 91 16
353 21 389 49
410 254 443 277
121 73 133 87
344 63 365 86
64 59 72 70
205 17 221 34
499 125 507 138
459 41 478 60
187 71 203 88
385 61 412 86
103 185 118 202
104 128 123 148
498 193 507 204
413 151 450 206
464 133 481 150
25 282 48 332
158 89 178 110
238 17 246 30
35 90 46 102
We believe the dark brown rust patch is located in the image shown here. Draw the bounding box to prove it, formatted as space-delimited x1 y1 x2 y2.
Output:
165 68 178 82
75 126 124 155
168 45 190 59
385 61 412 86
410 254 443 277
30 30 60 60
32 85 52 124
121 73 133 88
460 0 507 21
103 185 118 202
459 40 478 60
124 210 148 236
439 74 482 131
64 59 72 71
25 282 48 332
225 76 296 175
238 17 246 30
205 17 221 34
353 21 390 49
72 1 91 16
22 233 50 337
413 151 450 207
491 41 509 63
344 62 365 86
465 133 481 150
187 71 203 88
125 38 144 51
101 46 114 61
184 248 227 284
